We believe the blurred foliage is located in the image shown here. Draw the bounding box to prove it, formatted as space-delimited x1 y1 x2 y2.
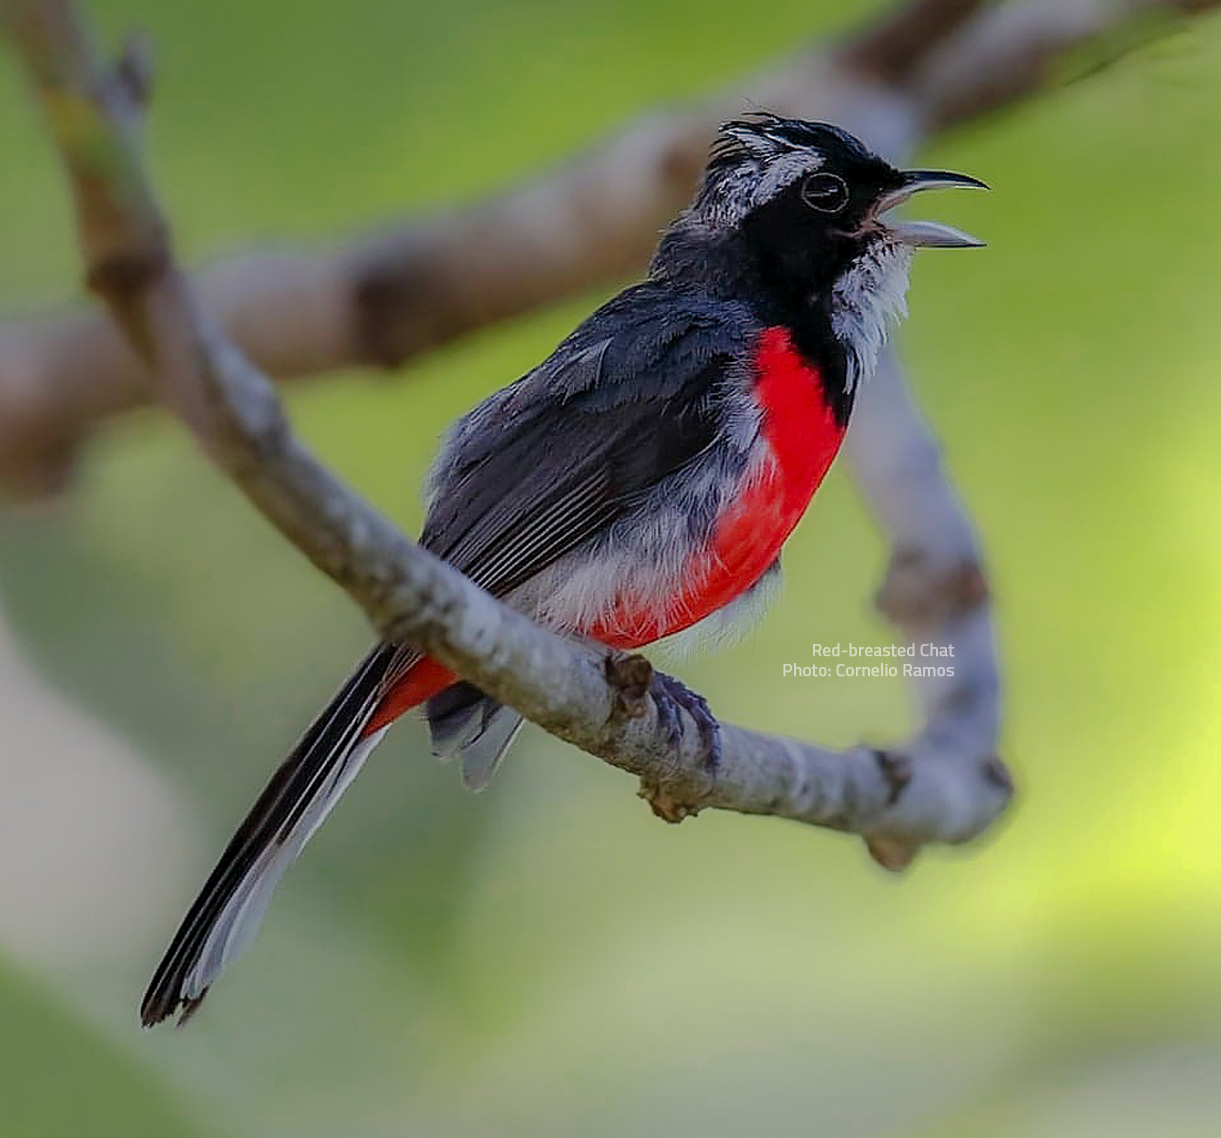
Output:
2 0 1221 1135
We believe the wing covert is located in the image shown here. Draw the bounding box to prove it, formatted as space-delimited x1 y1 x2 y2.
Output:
420 286 759 600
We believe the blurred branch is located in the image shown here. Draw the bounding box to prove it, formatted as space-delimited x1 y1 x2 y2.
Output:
2 0 1219 494
912 0 1221 129
1 0 1011 865
842 352 1005 868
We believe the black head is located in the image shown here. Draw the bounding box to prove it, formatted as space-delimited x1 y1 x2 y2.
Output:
658 114 984 301
700 117 905 249
651 114 986 414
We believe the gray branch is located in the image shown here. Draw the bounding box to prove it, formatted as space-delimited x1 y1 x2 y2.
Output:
0 0 1016 865
1 0 1217 493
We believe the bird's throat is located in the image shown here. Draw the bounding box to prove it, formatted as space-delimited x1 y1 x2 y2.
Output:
828 239 913 395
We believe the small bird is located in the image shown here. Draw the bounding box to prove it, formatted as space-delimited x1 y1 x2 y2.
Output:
141 115 985 1026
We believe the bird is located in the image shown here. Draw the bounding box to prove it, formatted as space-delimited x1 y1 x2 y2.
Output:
140 114 986 1026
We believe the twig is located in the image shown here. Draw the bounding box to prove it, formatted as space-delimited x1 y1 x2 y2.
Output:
2 0 1218 494
1 0 1011 863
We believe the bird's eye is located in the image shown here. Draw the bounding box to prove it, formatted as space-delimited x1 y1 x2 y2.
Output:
800 172 849 214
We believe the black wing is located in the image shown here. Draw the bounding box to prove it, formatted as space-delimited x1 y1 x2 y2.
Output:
421 284 759 597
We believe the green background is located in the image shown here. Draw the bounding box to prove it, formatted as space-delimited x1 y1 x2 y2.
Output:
2 1 1220 1135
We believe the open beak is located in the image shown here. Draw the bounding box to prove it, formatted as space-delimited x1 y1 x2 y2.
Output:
876 169 989 249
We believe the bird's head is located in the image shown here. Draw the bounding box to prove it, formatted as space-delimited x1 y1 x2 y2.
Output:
653 114 986 392
691 114 984 279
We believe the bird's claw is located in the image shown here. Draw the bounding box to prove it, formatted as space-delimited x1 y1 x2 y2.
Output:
650 673 722 770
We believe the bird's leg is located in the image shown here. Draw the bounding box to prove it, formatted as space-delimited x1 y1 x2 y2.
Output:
650 672 722 770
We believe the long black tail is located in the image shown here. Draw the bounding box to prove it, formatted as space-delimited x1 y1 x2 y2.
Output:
140 643 399 1027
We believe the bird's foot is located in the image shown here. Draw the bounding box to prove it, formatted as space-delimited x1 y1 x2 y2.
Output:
650 672 722 770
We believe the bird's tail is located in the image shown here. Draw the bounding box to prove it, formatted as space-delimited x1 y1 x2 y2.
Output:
426 682 525 791
140 643 401 1027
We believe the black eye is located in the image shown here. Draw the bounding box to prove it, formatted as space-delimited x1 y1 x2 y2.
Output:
800 172 849 214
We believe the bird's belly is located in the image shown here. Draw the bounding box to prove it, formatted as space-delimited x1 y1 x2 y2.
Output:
591 459 828 649
592 326 846 649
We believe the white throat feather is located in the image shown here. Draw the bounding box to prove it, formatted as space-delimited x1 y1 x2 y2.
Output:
828 239 913 394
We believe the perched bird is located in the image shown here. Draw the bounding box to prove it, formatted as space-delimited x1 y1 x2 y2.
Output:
141 115 985 1026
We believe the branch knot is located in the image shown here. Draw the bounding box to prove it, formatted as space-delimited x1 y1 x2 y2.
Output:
604 652 654 722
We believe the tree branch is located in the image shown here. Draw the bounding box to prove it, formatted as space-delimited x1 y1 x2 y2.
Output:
1 0 1012 864
2 0 1217 494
